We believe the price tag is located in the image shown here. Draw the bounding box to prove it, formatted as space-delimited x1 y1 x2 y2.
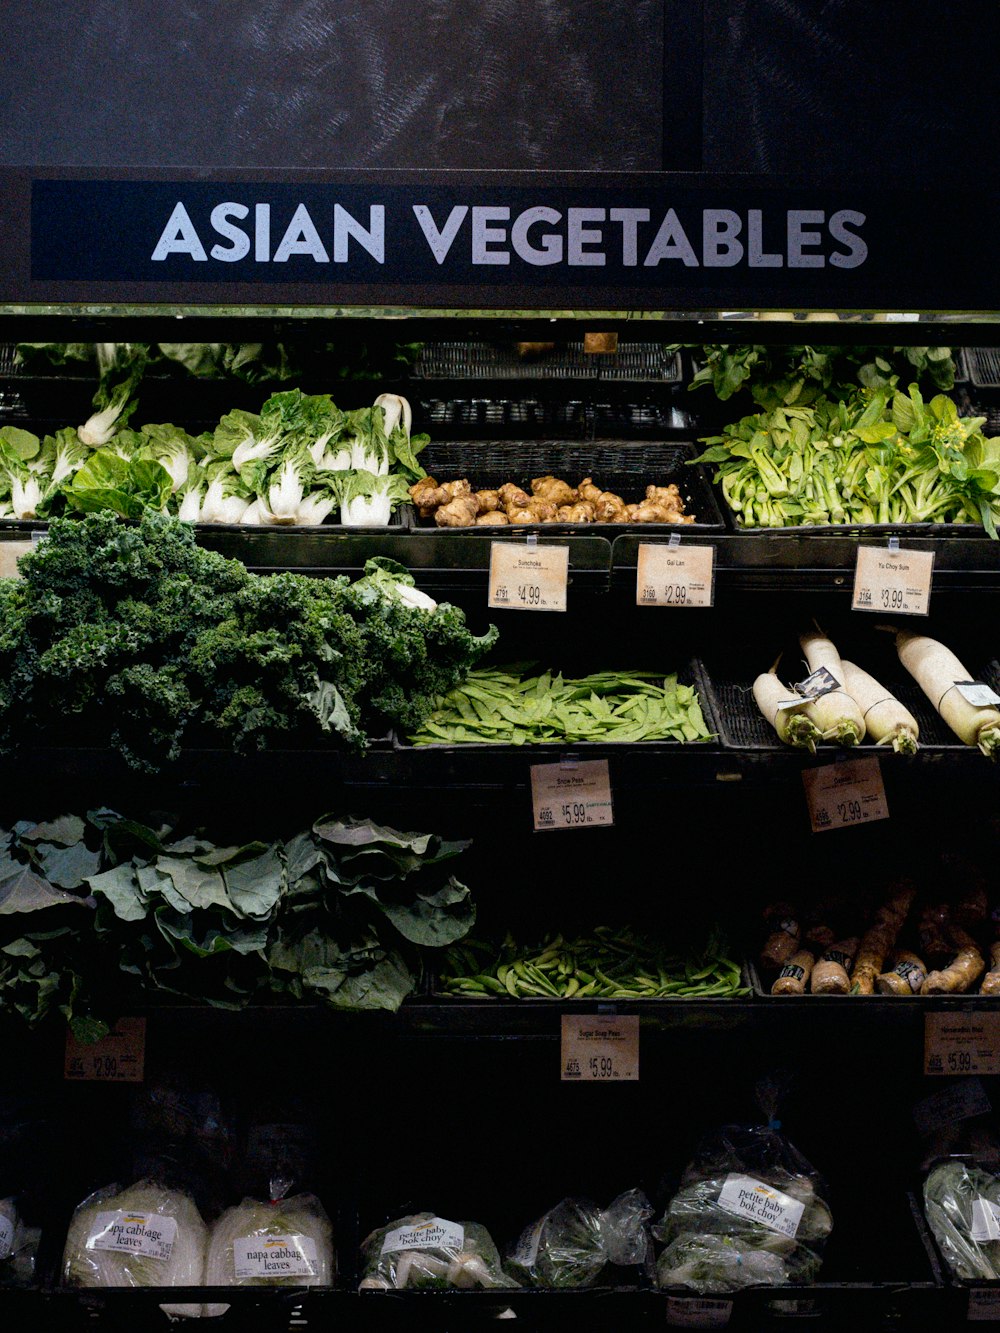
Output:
488 542 569 612
955 682 1000 708
0 540 33 579
64 1016 146 1082
560 1014 638 1081
913 1079 992 1136
793 665 841 701
968 1287 1000 1321
531 759 613 831
801 756 889 833
852 545 934 616
636 542 715 608
924 1013 1000 1077
665 1296 733 1328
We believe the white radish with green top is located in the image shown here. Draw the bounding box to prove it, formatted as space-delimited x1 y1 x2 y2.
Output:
797 624 866 745
752 663 824 752
895 630 1000 759
841 659 919 755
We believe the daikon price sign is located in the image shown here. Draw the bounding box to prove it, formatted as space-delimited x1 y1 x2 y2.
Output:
488 542 569 612
802 756 889 832
852 545 934 616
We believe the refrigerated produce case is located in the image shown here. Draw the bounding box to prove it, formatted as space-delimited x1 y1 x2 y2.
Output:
1 310 1000 1332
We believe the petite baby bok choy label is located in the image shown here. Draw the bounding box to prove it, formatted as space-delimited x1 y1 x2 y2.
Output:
381 1218 464 1253
716 1175 804 1239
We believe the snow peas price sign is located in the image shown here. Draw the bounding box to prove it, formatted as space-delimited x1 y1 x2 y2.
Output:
924 1013 1000 1077
852 544 934 617
560 1014 639 1082
64 1016 146 1083
488 542 569 613
531 759 614 832
635 541 715 609
801 756 889 833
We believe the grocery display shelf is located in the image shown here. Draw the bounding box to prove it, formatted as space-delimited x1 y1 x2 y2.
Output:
409 340 683 385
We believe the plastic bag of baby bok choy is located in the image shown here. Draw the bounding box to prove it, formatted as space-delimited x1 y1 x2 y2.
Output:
60 1177 207 1318
505 1188 654 1288
359 1212 515 1290
0 1196 40 1287
203 1175 336 1316
923 1158 1000 1280
654 1082 832 1296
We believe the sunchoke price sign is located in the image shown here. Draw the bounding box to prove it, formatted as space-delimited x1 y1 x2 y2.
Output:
488 542 569 612
635 542 715 608
0 540 33 579
801 756 889 833
64 1017 146 1083
924 1013 1000 1077
852 545 934 616
560 1014 638 1082
530 759 614 831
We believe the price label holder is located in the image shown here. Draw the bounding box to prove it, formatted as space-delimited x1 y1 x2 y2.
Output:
64 1016 146 1083
636 535 715 608
488 536 569 612
560 1013 638 1082
802 755 889 833
968 1287 1000 1320
913 1079 992 1137
924 1013 1000 1077
665 1296 734 1328
852 537 934 616
531 757 614 832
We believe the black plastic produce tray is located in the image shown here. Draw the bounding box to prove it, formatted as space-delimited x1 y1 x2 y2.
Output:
698 621 1000 757
408 440 725 536
410 340 682 383
962 346 1000 390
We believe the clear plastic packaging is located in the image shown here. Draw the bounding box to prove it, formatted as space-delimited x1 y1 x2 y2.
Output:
0 1197 39 1287
923 1158 1000 1280
654 1123 833 1294
359 1212 514 1290
506 1188 654 1288
205 1188 335 1288
61 1177 207 1317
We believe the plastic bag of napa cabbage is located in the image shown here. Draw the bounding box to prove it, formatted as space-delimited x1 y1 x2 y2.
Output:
60 1177 207 1317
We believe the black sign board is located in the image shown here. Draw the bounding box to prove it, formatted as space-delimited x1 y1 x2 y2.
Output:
0 168 995 312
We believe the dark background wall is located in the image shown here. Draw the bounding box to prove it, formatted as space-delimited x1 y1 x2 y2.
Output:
0 0 996 175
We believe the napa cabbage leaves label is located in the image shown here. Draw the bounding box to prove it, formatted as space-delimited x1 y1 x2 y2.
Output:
89 1211 177 1260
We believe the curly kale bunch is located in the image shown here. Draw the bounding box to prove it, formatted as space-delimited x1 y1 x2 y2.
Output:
0 514 498 769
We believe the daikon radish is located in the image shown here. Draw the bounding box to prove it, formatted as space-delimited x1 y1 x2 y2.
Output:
895 630 1000 759
752 662 823 752
841 659 919 755
798 624 866 745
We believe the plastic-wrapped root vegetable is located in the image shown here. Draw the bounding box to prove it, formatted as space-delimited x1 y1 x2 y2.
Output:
61 1178 207 1319
840 659 919 755
752 664 823 752
797 625 865 745
896 630 1000 759
981 942 1000 997
811 938 858 995
921 924 985 995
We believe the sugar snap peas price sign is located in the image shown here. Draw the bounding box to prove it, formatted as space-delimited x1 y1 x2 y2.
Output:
636 541 715 608
852 544 934 616
801 756 889 833
531 759 614 831
488 541 569 612
924 1013 1000 1077
560 1014 639 1082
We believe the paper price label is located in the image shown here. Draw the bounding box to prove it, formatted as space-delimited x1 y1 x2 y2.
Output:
64 1016 146 1082
968 1287 1000 1321
955 681 1000 708
852 545 934 616
924 1013 1000 1077
636 543 715 608
0 540 33 579
531 759 613 832
561 1014 639 1082
488 542 569 612
665 1296 733 1328
802 756 889 833
794 665 841 701
913 1079 992 1136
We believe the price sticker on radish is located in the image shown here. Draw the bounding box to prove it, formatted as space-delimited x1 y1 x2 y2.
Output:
635 542 715 608
488 542 569 612
802 757 889 833
852 545 934 616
